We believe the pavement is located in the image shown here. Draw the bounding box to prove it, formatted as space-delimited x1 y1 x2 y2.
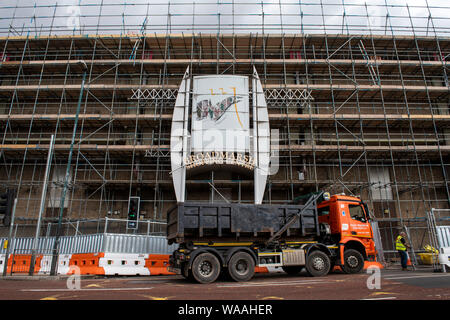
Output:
0 274 100 281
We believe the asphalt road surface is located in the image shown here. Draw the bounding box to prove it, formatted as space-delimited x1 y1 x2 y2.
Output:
1 267 449 301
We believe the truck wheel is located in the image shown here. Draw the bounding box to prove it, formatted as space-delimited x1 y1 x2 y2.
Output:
191 253 221 284
227 252 255 282
282 266 304 275
342 249 364 274
305 251 331 277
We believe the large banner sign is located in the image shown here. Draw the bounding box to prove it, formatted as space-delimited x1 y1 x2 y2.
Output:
191 75 250 153
170 68 271 204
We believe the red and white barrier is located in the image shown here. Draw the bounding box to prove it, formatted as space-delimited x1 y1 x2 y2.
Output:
1 252 382 276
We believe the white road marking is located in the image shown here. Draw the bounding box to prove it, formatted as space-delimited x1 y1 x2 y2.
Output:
21 287 154 292
384 273 450 280
361 297 397 300
217 279 331 288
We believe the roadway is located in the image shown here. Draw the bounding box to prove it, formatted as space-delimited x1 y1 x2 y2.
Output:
0 267 449 301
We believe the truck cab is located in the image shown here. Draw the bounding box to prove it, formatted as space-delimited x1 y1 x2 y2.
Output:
317 194 377 272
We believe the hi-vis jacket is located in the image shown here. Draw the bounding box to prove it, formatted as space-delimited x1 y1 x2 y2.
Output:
395 235 407 251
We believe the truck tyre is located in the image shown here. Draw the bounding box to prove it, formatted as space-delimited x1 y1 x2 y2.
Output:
282 266 304 275
227 252 255 282
191 253 221 284
342 249 364 274
305 251 331 277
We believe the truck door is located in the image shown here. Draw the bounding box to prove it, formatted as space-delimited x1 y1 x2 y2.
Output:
318 202 341 235
343 202 372 239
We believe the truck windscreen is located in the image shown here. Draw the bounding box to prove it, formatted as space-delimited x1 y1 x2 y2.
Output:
348 204 367 222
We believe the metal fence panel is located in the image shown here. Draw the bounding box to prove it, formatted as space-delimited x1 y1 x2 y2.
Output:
58 234 104 254
370 221 385 262
437 226 450 248
0 237 55 254
103 234 177 254
1 233 176 255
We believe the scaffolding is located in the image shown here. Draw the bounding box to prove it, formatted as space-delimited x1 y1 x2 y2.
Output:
0 1 450 264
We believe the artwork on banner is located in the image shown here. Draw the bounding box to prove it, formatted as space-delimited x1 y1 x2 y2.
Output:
191 75 250 152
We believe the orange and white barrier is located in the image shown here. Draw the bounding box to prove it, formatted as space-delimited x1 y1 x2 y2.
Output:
95 253 173 276
144 254 172 275
1 253 37 274
67 253 105 275
0 252 174 276
1 251 382 276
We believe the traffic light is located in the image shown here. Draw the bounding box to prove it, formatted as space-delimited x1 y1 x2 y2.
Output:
0 189 15 227
127 196 140 230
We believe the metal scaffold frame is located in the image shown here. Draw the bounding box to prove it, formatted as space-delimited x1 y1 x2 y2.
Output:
0 1 449 267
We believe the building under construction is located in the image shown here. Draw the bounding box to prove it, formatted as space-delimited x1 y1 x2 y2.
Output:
0 1 449 263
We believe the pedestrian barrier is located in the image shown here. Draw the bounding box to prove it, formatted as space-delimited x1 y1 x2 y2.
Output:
68 253 105 275
100 253 149 276
7 253 33 274
1 252 175 276
144 254 173 275
0 252 382 276
57 254 72 275
0 234 179 276
0 250 50 274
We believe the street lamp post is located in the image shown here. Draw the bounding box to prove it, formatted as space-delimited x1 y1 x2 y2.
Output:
29 134 55 275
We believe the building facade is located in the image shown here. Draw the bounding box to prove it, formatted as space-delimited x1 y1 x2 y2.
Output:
0 8 449 257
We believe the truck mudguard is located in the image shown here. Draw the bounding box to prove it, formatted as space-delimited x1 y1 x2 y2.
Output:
305 243 332 257
340 238 367 259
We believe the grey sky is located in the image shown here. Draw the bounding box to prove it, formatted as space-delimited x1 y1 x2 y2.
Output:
0 0 449 36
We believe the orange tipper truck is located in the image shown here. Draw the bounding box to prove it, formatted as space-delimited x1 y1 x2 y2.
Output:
167 192 379 283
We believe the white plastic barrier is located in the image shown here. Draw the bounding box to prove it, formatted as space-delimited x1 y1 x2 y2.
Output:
99 253 150 276
438 248 450 272
0 254 5 271
56 254 73 275
437 226 450 272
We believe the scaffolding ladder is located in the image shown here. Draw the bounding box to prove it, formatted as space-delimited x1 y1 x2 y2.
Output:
358 40 380 85
403 226 418 271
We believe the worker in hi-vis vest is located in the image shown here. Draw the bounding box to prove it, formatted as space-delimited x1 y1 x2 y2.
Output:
395 231 410 271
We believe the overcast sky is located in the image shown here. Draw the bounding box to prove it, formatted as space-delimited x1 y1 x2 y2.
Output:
0 0 449 36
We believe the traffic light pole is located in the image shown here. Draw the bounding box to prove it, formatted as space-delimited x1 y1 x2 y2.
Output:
50 64 87 275
127 197 140 231
2 197 17 277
